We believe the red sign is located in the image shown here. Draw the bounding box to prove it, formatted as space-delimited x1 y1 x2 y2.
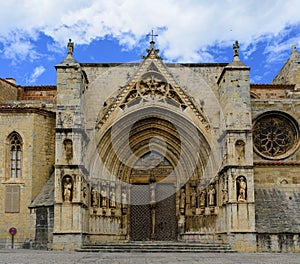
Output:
9 227 17 235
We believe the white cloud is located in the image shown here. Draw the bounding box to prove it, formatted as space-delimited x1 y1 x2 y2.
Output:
0 30 41 64
1 0 300 63
27 66 45 84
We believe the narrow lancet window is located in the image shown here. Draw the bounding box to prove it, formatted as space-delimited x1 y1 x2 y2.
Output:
9 133 22 179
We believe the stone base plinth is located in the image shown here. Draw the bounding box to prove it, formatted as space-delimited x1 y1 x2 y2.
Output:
52 233 83 251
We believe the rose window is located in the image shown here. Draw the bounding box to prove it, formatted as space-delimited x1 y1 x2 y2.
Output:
253 113 299 159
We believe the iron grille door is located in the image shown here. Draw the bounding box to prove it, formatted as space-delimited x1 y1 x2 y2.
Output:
130 184 151 241
155 184 177 241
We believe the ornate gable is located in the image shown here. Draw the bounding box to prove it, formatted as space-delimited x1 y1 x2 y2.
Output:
96 41 209 130
120 62 186 111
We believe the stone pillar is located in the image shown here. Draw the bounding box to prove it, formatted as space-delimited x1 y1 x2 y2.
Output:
52 40 89 250
217 41 256 252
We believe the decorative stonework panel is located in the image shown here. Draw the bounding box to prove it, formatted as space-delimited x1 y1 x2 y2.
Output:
120 73 186 111
253 112 299 159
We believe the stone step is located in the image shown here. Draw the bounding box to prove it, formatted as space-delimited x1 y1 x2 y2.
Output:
76 242 235 253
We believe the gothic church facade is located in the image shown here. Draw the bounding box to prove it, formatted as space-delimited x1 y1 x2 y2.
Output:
1 40 300 252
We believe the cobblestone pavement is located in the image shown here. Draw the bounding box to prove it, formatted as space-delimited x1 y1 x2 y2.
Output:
1 249 300 264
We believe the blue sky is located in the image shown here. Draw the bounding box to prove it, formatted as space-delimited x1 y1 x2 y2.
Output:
1 0 300 86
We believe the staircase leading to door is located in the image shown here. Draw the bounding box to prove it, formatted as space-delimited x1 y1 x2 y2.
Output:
75 241 236 253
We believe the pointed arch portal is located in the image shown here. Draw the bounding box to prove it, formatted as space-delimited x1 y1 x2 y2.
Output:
95 106 212 187
91 105 216 241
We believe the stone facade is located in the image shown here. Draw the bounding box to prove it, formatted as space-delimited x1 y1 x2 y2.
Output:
1 39 300 252
0 105 55 248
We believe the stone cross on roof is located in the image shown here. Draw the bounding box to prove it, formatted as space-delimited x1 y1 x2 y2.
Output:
147 30 158 49
147 30 158 43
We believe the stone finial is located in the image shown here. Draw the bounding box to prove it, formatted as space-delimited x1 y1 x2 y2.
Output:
67 39 74 57
227 40 247 66
143 30 161 59
58 38 78 65
233 40 240 60
292 45 297 53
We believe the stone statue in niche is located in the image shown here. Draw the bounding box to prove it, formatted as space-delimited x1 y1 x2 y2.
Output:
63 139 73 160
222 176 229 204
235 140 245 161
63 176 73 202
179 188 186 214
91 188 99 207
190 188 197 208
81 185 87 205
100 185 107 208
121 190 128 213
199 190 206 207
208 184 216 206
109 188 116 208
237 176 247 202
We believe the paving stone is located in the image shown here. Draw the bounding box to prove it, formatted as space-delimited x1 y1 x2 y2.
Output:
1 250 300 264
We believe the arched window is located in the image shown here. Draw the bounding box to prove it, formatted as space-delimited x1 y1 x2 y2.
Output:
8 132 22 179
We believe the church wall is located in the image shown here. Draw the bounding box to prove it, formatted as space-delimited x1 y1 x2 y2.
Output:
250 84 295 99
168 64 225 133
254 165 300 252
83 63 225 133
31 112 56 198
251 97 300 252
0 109 55 249
167 64 225 100
82 63 139 130
0 79 18 103
19 86 57 101
273 48 300 88
251 99 300 122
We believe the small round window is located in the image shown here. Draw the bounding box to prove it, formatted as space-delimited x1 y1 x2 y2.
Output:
253 112 299 159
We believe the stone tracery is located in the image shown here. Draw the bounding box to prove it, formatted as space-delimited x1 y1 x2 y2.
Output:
253 112 299 159
120 73 186 110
